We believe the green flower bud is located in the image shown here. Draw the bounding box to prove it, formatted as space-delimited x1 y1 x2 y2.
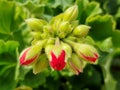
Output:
73 25 90 37
63 5 78 21
45 44 54 60
33 54 48 74
50 14 63 24
74 44 99 63
61 42 72 60
41 25 52 39
51 14 63 32
52 18 61 33
67 53 83 75
59 21 70 32
58 21 72 38
26 40 47 60
31 31 41 39
70 20 79 29
25 18 47 31
64 40 99 63
47 38 55 45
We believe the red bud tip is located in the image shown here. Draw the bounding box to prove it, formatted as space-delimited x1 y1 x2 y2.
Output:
50 50 66 71
80 52 99 62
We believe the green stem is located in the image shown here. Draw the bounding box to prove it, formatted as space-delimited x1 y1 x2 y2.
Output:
15 48 20 81
102 51 117 90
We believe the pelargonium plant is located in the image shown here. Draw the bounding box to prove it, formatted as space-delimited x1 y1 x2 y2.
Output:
19 5 99 75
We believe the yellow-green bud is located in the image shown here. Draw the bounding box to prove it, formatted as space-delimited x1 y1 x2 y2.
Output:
63 5 78 21
25 18 47 31
64 40 99 63
58 21 72 38
59 21 70 32
67 53 83 75
73 25 90 37
26 40 47 60
74 43 99 63
33 54 48 74
61 42 72 60
31 31 41 39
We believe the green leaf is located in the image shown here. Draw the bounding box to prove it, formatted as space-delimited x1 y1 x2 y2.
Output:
24 1 45 17
112 30 120 47
96 37 113 52
86 15 116 40
103 0 118 14
0 67 17 90
0 40 19 54
76 0 102 23
21 71 48 88
61 0 74 10
99 52 117 90
0 1 15 34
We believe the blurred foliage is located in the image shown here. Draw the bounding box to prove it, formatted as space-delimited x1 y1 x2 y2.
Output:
0 0 120 90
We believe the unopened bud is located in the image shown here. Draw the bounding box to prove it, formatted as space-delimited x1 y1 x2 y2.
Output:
73 25 90 37
67 53 83 75
58 21 72 38
59 21 70 32
32 31 41 39
19 47 39 65
63 5 78 21
61 42 72 60
26 40 47 60
33 54 48 74
25 18 47 31
74 44 99 63
64 40 99 63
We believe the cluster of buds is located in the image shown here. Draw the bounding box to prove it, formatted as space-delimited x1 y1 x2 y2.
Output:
19 5 99 75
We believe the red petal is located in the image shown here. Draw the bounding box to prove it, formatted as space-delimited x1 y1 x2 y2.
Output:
50 50 66 71
80 52 99 62
58 50 65 62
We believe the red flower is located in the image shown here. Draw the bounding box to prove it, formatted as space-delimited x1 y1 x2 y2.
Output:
19 48 38 65
50 50 66 71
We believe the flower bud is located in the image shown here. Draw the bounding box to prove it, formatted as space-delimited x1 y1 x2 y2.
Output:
67 54 83 75
19 40 47 65
61 42 72 60
63 5 78 21
26 40 47 60
33 54 48 74
58 21 72 38
51 14 64 35
45 44 66 71
74 44 99 63
25 18 47 31
64 40 99 63
73 25 90 37
19 47 39 65
50 50 66 71
59 21 70 32
31 31 41 39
